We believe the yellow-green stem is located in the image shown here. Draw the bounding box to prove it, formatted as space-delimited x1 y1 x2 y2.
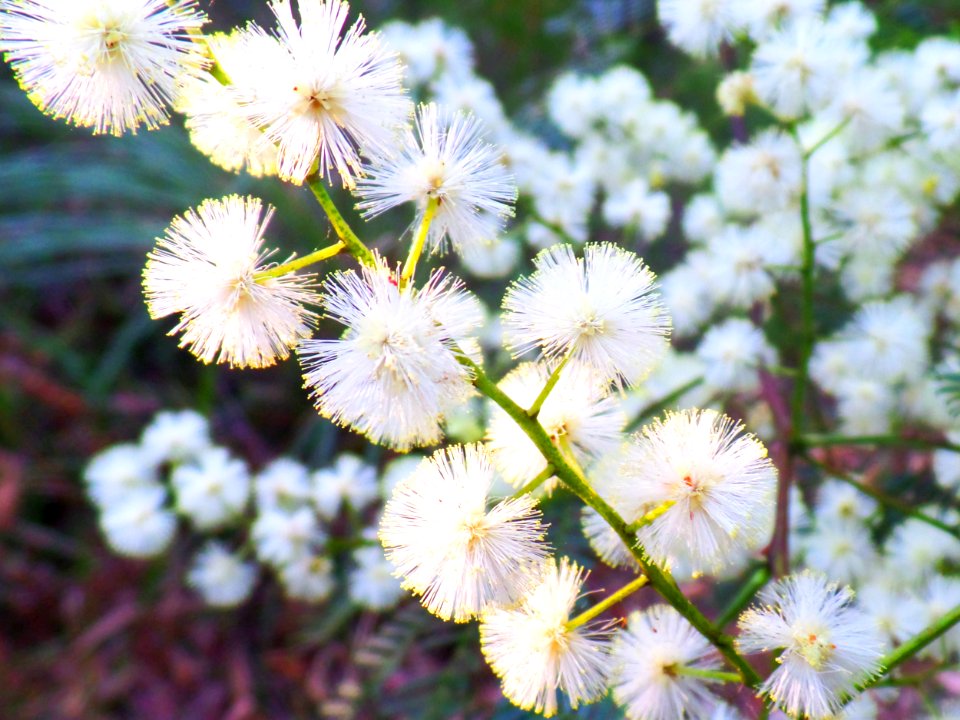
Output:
802 116 851 159
510 465 555 500
528 351 573 418
626 500 676 534
789 129 816 442
673 666 742 683
856 603 960 693
805 454 960 540
458 353 763 687
566 574 648 631
307 177 375 267
799 433 960 454
401 197 440 288
191 37 370 270
716 564 772 628
254 241 345 281
626 377 704 432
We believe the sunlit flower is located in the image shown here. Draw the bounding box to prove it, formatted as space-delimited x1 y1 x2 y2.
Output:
737 571 885 719
175 31 279 177
480 557 614 717
170 446 250 530
610 605 723 720
311 453 378 519
380 443 550 622
254 457 312 511
658 0 739 58
501 243 671 388
348 545 404 611
621 409 777 572
139 409 211 465
99 485 176 558
485 362 625 491
84 443 159 507
143 195 319 369
229 0 410 185
0 0 207 135
279 554 335 601
299 260 482 450
187 541 257 608
252 506 326 568
355 102 517 253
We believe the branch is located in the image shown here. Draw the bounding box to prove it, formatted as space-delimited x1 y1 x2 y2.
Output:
798 433 960 454
804 454 960 540
716 564 772 629
566 574 648 631
788 127 816 443
253 241 345 280
625 377 704 433
460 354 762 687
858 603 960 692
306 175 376 267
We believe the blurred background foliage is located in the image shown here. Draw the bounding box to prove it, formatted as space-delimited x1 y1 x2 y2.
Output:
2 1 960 718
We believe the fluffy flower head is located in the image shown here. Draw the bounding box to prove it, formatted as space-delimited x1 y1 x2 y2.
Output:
610 605 722 720
175 31 279 177
355 102 517 253
622 409 777 572
229 0 409 185
187 541 257 608
480 557 614 717
0 0 207 135
139 409 211 465
737 571 885 719
171 447 250 530
485 362 625 491
379 443 550 622
658 0 740 58
501 243 671 388
143 195 319 369
299 260 482 450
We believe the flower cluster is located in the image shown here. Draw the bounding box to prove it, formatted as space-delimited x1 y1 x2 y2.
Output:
83 409 403 610
19 0 960 717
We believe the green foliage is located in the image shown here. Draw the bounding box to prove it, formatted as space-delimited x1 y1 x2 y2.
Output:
937 370 960 418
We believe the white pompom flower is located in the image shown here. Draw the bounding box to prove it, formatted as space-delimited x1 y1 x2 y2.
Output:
143 195 320 369
714 130 802 217
355 102 517 254
621 409 777 573
737 571 885 719
83 443 160 508
175 31 279 178
610 605 723 720
480 557 614 718
170 446 251 530
252 506 326 568
750 17 843 119
254 457 312 511
228 0 410 186
139 409 211 466
0 0 208 135
658 0 740 58
298 260 483 451
379 443 550 622
279 554 335 602
348 544 404 611
311 453 378 519
98 485 176 558
501 243 671 388
187 541 257 608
